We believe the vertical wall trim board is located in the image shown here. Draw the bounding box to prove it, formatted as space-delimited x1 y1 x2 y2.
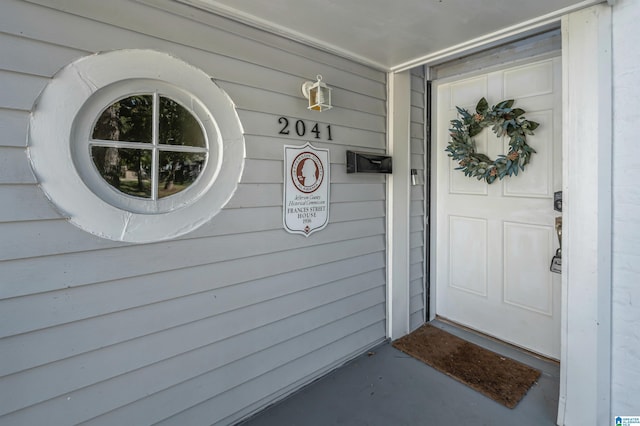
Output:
387 70 412 339
559 5 613 425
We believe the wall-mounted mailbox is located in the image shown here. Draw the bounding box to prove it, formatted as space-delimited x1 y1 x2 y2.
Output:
346 150 392 174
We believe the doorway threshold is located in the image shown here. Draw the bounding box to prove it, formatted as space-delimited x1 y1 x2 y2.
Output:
433 316 560 368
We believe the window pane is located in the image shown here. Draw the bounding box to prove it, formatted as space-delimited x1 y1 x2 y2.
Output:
159 96 206 148
91 146 152 198
158 151 207 198
92 95 153 143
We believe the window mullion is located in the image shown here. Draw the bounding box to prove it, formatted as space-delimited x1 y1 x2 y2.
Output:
89 140 153 150
157 145 209 153
151 92 160 201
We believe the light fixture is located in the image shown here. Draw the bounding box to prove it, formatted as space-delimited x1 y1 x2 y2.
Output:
301 74 332 111
411 169 424 185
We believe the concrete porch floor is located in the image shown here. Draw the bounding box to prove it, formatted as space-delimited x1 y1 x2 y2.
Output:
239 320 560 426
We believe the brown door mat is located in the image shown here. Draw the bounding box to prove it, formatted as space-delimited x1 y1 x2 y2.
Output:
392 324 541 408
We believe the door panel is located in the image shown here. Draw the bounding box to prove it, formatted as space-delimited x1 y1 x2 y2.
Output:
449 216 488 296
434 57 562 359
503 222 555 315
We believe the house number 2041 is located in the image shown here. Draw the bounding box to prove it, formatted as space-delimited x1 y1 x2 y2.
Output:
278 117 333 141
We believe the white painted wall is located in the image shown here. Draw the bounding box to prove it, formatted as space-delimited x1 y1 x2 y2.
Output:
611 0 640 416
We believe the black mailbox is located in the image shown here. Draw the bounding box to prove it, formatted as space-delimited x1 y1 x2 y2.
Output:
346 150 392 174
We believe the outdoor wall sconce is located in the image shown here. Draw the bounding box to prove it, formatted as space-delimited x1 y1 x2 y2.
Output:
302 74 332 111
346 150 392 174
411 169 425 186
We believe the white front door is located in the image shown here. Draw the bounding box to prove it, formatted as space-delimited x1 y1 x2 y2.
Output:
434 57 562 359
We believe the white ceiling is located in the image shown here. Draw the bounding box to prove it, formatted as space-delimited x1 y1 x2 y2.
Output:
181 0 603 71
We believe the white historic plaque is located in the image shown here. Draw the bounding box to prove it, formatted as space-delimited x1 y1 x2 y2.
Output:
283 142 330 236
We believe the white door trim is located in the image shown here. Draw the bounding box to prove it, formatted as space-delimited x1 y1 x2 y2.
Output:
558 5 612 425
386 70 412 340
385 3 612 424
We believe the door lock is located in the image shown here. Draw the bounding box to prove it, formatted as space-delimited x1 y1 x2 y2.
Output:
554 191 562 212
550 216 562 274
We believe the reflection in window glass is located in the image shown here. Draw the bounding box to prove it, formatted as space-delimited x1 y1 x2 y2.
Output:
91 146 152 198
158 152 206 198
92 95 153 143
159 97 206 147
90 93 207 201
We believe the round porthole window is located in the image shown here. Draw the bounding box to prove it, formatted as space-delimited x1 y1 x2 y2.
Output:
87 93 207 204
28 50 245 242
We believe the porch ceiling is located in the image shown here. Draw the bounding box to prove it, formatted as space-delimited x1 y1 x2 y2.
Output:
179 0 604 71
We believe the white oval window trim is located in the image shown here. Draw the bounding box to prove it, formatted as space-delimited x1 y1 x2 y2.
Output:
28 49 245 243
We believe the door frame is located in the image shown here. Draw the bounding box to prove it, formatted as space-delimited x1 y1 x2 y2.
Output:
387 3 612 424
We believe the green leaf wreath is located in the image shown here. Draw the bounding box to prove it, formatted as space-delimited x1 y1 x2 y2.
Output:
445 97 539 184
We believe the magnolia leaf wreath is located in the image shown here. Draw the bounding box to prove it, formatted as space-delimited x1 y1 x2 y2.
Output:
445 97 539 184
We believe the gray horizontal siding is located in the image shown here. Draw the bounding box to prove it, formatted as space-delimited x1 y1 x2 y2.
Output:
219 79 385 119
137 0 386 82
0 109 30 148
164 321 386 426
0 185 61 222
409 66 426 331
244 135 385 162
1 222 385 299
1 252 386 375
0 32 89 77
0 0 387 424
1 275 385 418
226 182 385 209
92 308 385 426
240 160 385 185
220 82 385 132
0 70 49 111
0 147 35 184
1 0 386 99
239 110 386 150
